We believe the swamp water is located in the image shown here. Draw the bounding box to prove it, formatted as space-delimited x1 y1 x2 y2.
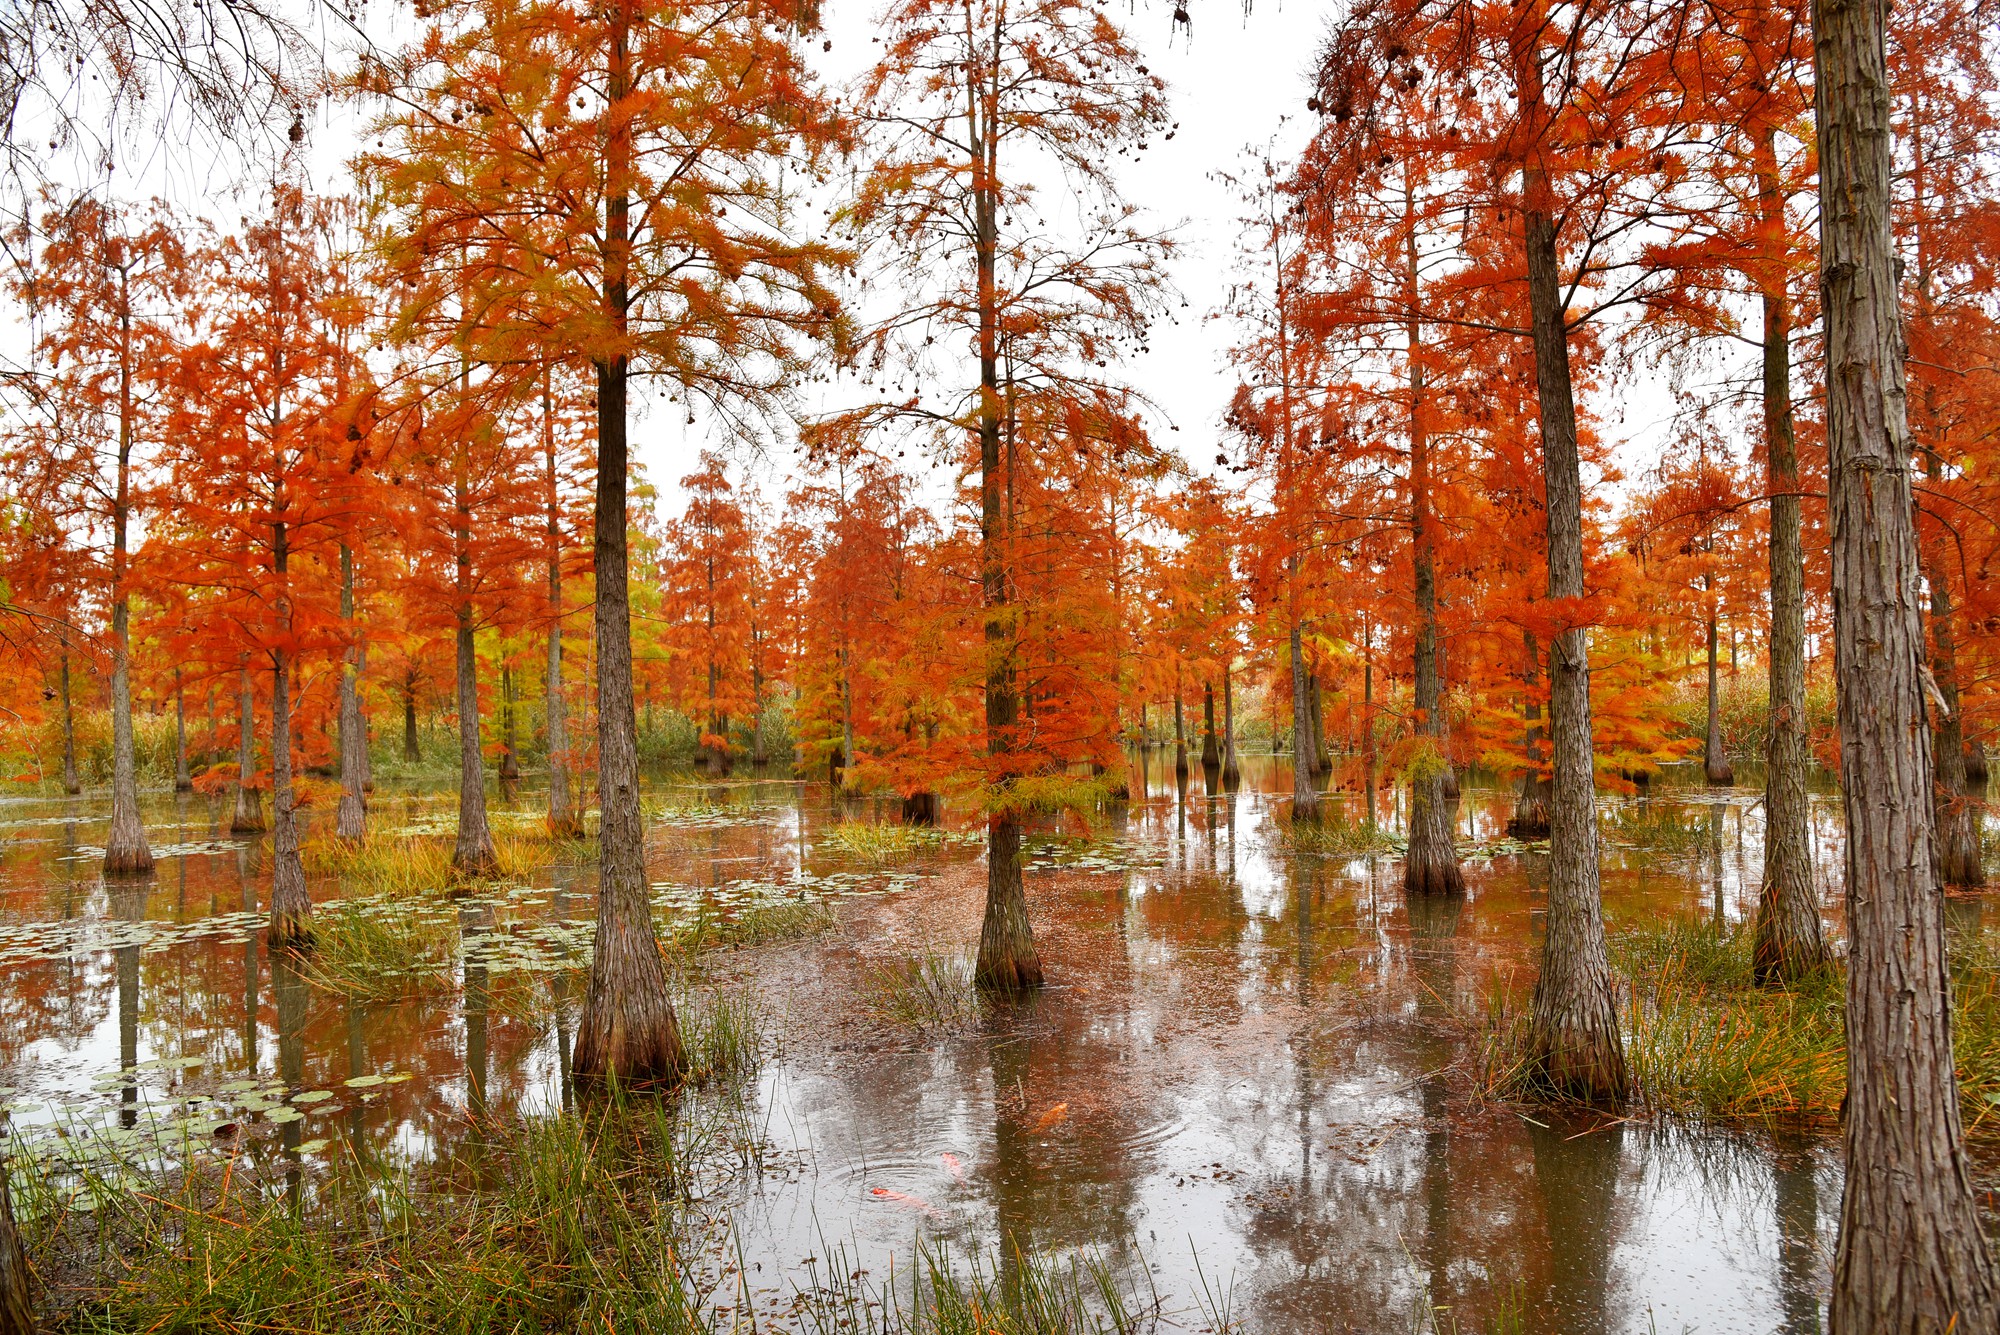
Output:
0 756 1990 1333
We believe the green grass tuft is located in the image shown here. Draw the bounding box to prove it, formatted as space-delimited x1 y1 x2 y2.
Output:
866 950 983 1032
818 820 946 864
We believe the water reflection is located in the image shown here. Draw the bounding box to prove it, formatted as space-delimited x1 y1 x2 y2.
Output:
0 757 1902 1331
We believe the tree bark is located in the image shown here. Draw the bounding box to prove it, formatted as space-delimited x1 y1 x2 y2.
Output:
1817 0 1999 1315
1751 157 1830 981
0 1139 32 1335
336 543 368 842
1173 687 1189 778
56 639 79 796
1518 77 1625 1100
1704 609 1735 784
1926 497 1981 887
1201 681 1220 772
403 676 421 763
572 31 686 1081
230 664 264 833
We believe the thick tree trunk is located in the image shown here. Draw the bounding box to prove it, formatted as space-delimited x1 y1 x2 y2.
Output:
336 544 367 842
571 219 685 1092
1510 633 1552 837
173 670 192 792
1704 613 1735 784
1817 0 1999 1316
453 613 497 874
0 1141 32 1335
230 666 264 834
1173 689 1189 778
1751 192 1830 983
1405 258 1463 898
1520 144 1625 1102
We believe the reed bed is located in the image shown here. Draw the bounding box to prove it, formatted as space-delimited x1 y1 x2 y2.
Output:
865 950 983 1033
819 820 947 864
797 1237 1163 1335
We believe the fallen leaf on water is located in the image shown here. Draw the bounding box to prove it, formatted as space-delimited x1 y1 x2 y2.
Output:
1034 1103 1069 1132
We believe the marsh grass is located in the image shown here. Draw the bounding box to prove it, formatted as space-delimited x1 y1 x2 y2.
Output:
820 820 947 864
799 1236 1162 1335
30 1101 727 1334
1280 816 1401 857
304 826 596 896
866 950 982 1032
1482 914 2000 1127
667 899 837 955
305 894 460 1000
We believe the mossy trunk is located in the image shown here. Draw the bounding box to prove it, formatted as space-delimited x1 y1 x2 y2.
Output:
572 322 685 1085
230 666 264 834
1815 0 1999 1315
1751 191 1829 984
1519 120 1624 1102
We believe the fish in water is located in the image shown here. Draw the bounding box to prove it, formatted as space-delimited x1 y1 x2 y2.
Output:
870 1186 942 1218
940 1152 966 1182
1034 1102 1070 1132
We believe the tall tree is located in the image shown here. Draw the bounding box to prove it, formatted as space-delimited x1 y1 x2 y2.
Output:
1816 0 1999 1318
364 0 846 1083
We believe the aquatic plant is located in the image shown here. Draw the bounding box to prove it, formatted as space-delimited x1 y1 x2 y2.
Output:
1279 816 1402 857
798 1236 1162 1335
866 950 983 1032
1596 803 1716 859
819 819 947 864
303 893 460 999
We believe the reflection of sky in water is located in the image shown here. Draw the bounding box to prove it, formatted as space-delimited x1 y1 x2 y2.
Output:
0 758 1956 1331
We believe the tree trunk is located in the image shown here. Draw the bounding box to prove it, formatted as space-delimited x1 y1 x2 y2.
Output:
56 640 79 796
336 543 368 842
1173 688 1189 778
453 612 497 874
1704 611 1735 784
1222 665 1240 784
499 662 521 781
1519 116 1625 1102
403 677 421 763
544 371 579 840
1289 567 1319 822
268 525 312 949
173 669 192 792
1201 681 1221 772
1817 0 1999 1313
571 113 686 1083
1405 235 1463 897
230 665 264 834
1926 498 1981 887
1751 167 1830 982
103 266 151 875
0 1140 32 1335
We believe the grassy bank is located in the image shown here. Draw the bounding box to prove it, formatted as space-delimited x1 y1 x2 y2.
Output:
1483 914 2000 1129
